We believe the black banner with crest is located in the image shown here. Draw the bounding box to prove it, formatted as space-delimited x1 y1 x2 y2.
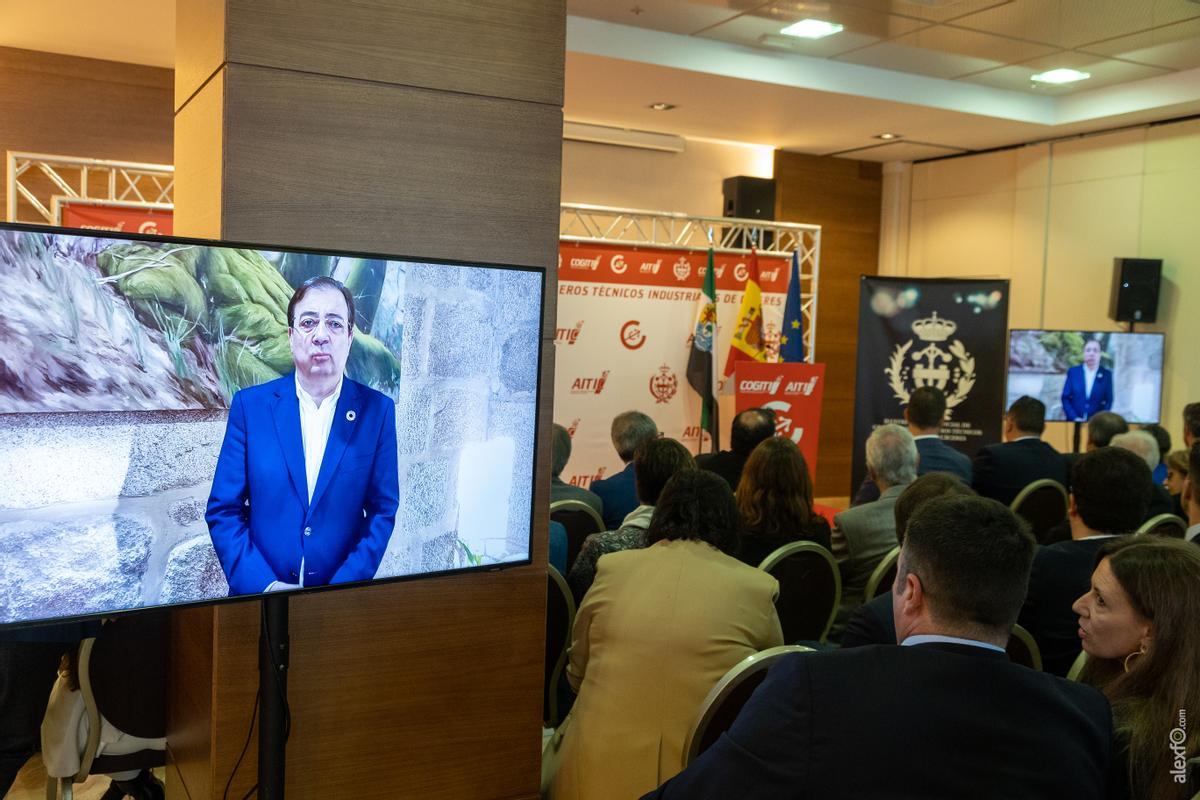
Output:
850 276 1010 496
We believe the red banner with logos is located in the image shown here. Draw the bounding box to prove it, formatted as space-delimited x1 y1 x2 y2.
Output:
555 240 798 490
59 203 173 236
735 361 827 479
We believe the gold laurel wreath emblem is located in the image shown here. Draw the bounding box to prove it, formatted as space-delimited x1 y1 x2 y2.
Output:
885 341 912 402
883 339 976 411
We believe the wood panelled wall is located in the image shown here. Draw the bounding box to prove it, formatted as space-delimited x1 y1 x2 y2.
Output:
170 2 564 798
774 152 882 498
0 46 173 221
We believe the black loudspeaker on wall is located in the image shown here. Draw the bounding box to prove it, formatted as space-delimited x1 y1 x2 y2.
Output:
1109 257 1162 323
723 176 776 220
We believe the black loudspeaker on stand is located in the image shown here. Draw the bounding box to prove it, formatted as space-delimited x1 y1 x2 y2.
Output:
1109 257 1162 323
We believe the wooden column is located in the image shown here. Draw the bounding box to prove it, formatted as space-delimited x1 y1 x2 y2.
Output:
774 152 882 499
170 2 564 798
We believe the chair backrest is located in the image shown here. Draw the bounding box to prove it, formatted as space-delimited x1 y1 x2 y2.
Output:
1010 479 1069 542
1135 512 1187 538
758 541 841 643
544 565 576 728
550 500 606 571
1006 623 1043 670
682 645 814 768
863 545 900 602
1066 649 1089 682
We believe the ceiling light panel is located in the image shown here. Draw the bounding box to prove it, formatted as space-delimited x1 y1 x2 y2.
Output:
780 18 845 38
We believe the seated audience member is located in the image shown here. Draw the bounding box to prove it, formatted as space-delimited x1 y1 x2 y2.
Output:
1073 537 1200 799
851 386 970 506
0 623 98 796
646 496 1114 800
548 521 568 575
1184 442 1200 545
567 439 695 602
1163 449 1188 505
1184 402 1200 449
1018 447 1151 677
733 436 831 567
549 423 603 518
1063 411 1131 481
696 408 775 490
829 424 917 640
590 411 658 531
1111 430 1175 519
1139 423 1171 486
840 473 975 648
972 396 1069 505
551 471 783 800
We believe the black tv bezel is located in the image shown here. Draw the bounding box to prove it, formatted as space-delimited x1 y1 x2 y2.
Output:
0 220 545 631
1004 327 1166 425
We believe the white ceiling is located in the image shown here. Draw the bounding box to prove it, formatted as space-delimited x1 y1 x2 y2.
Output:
2 0 1199 160
566 0 1200 159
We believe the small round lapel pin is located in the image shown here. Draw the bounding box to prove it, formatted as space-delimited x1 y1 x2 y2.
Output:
346 410 357 422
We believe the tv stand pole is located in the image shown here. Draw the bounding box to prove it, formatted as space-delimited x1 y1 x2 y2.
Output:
259 594 289 798
1072 421 1083 454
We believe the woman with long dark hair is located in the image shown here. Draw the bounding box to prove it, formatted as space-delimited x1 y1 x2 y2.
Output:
1072 536 1200 798
734 436 831 566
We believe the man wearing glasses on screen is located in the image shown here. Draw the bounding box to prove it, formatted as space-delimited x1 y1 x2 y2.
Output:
1061 338 1113 423
206 276 400 596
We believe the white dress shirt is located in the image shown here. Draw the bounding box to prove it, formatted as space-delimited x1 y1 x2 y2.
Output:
1084 365 1099 399
296 376 343 503
1187 523 1200 544
901 633 1005 653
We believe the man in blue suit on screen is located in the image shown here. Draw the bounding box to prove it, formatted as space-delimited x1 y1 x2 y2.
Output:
207 276 400 596
1060 338 1113 422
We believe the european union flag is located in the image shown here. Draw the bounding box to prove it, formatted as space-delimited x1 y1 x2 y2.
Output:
779 250 805 362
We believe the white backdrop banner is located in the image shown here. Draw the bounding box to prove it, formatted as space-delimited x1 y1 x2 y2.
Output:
554 242 789 489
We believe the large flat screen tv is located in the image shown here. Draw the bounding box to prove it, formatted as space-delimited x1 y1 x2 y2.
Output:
0 223 543 628
1006 329 1164 424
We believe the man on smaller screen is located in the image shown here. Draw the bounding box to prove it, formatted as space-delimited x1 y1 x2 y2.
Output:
206 276 400 595
1060 338 1113 422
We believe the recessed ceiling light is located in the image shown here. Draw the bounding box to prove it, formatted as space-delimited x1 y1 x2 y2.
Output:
1030 68 1091 85
779 19 844 39
649 102 676 111
874 133 902 140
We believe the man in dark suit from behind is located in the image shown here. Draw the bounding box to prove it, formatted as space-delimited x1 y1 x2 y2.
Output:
1018 447 1150 676
589 410 658 531
645 495 1114 800
1063 411 1129 479
851 386 971 506
972 396 1068 506
840 473 976 649
695 407 774 491
549 423 604 518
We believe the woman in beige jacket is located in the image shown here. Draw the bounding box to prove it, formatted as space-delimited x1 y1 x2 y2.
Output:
550 469 784 800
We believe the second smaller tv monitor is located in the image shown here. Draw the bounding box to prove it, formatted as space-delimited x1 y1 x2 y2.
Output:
1006 330 1164 424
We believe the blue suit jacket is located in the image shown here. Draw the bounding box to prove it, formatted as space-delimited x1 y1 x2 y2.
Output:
1060 365 1113 422
206 375 400 596
589 461 639 531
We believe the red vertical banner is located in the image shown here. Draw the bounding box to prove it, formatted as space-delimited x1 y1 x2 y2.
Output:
735 362 826 478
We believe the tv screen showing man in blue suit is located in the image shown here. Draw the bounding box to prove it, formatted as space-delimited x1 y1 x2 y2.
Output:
1060 339 1113 422
206 276 400 596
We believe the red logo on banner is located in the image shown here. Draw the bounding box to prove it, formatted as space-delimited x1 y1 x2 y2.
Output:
60 203 173 236
639 257 662 275
621 320 646 350
610 254 629 274
568 254 602 271
571 370 610 394
569 466 607 488
556 320 584 345
567 418 580 438
736 362 827 477
650 364 679 404
673 258 691 281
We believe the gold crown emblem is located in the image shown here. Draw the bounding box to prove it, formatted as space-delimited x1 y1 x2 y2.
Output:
911 311 956 342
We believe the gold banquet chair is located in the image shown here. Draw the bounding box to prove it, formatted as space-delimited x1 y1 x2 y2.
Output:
681 645 815 768
544 565 576 729
1135 513 1187 538
1010 479 1069 543
863 545 901 602
1006 623 1043 671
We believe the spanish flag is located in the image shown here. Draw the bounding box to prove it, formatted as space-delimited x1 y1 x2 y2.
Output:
723 248 768 378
